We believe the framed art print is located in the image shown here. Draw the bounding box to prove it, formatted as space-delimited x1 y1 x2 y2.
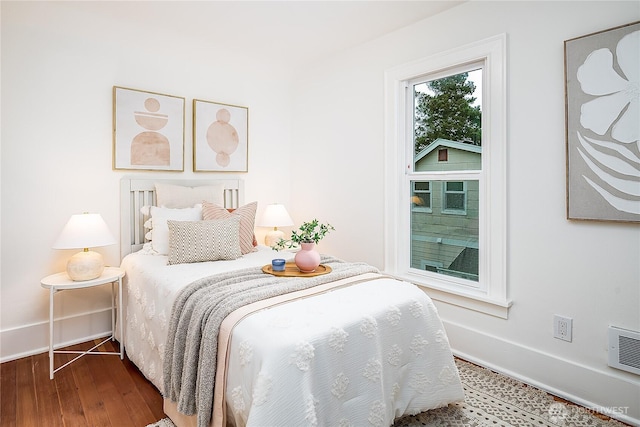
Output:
113 86 185 171
193 99 248 172
565 22 639 222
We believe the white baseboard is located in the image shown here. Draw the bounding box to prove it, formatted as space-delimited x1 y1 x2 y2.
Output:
0 308 113 363
443 319 640 426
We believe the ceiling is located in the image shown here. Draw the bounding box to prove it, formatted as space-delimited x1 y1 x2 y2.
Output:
68 1 465 68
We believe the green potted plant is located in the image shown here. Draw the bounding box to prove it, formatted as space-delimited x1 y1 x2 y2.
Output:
272 219 334 249
272 219 334 272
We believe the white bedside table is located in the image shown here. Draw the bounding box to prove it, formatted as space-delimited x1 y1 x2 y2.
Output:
40 266 125 379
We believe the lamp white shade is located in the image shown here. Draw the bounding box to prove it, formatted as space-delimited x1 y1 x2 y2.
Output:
257 204 294 246
257 204 294 227
53 213 116 281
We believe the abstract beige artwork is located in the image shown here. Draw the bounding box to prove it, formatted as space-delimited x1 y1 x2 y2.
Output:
565 22 639 222
207 108 238 167
193 99 248 172
113 86 185 171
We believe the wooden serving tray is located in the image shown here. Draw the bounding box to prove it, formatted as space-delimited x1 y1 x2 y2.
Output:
262 262 332 277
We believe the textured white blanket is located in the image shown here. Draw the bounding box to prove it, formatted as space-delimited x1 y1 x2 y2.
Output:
163 256 379 427
122 248 464 427
221 276 465 427
120 246 293 392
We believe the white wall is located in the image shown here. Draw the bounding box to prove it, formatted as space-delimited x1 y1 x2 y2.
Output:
1 1 639 424
290 1 639 423
1 1 295 359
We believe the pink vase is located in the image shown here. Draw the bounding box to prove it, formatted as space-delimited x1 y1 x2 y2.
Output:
295 242 321 273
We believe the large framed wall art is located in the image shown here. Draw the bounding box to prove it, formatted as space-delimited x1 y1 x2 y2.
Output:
564 22 639 223
113 86 185 171
193 99 248 172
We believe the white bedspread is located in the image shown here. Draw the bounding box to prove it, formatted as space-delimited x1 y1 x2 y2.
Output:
224 276 464 427
120 246 464 426
120 245 294 392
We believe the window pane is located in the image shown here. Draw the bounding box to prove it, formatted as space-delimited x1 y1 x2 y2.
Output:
446 181 464 192
413 69 482 172
415 182 430 191
412 181 431 209
445 193 465 210
410 180 479 282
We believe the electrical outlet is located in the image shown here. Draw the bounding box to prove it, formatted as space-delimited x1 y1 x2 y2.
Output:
554 315 573 342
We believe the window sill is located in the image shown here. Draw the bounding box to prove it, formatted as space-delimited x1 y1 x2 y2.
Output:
387 272 512 319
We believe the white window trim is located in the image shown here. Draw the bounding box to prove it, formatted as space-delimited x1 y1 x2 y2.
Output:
383 34 511 319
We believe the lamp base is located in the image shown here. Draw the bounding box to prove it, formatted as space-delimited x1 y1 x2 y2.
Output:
264 229 285 247
67 250 105 281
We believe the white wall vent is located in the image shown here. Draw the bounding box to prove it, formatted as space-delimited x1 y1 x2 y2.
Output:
608 326 640 376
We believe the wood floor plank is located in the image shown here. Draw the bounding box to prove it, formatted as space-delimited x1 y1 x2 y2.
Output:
123 357 166 421
83 340 151 427
32 351 64 427
15 357 39 427
70 351 112 427
54 351 89 427
0 359 17 427
98 339 157 426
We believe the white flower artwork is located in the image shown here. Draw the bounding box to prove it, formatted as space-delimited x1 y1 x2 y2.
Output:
565 22 640 222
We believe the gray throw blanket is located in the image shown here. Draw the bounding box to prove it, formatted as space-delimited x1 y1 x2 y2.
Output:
163 256 378 427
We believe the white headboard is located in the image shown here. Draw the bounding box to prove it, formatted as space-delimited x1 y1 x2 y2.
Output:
119 176 244 259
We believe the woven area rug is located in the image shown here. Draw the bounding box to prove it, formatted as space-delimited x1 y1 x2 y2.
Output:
147 359 629 427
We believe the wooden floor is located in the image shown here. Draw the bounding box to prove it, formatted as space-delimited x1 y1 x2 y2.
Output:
1 339 628 427
0 339 164 427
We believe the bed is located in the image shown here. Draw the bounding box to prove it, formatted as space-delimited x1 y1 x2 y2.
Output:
118 177 464 427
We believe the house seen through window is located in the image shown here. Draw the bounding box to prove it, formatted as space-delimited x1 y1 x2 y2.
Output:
410 68 482 284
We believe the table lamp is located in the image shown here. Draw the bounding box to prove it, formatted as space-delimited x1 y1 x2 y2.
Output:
52 213 116 281
257 203 294 247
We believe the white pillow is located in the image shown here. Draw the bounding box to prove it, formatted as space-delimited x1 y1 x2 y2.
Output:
149 205 202 254
155 183 225 208
167 217 242 265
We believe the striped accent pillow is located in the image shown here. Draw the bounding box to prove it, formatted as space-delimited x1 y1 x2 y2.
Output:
202 201 257 254
228 209 258 247
167 218 242 265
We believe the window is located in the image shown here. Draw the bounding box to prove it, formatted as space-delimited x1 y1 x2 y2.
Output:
443 181 467 213
438 149 448 162
412 181 432 212
384 34 510 318
411 64 481 285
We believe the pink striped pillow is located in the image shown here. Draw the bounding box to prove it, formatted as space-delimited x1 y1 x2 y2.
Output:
202 201 257 254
